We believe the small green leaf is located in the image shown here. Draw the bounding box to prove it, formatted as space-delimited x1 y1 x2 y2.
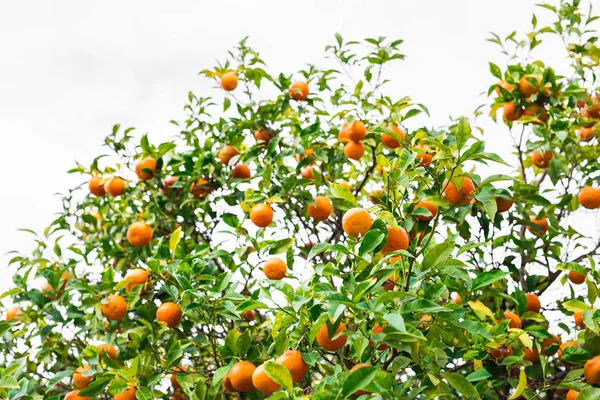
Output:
442 372 480 400
472 270 507 291
264 360 293 393
342 366 378 398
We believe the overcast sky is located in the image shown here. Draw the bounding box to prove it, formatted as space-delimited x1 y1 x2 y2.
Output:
0 0 597 304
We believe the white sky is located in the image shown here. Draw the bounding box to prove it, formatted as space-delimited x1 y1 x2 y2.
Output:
0 0 597 312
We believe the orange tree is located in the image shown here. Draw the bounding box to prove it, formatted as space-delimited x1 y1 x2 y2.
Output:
3 2 600 399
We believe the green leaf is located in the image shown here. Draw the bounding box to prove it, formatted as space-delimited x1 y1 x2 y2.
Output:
489 62 502 79
458 320 492 341
472 270 507 291
169 227 182 254
342 366 378 398
383 312 406 331
563 299 591 312
400 299 448 314
359 230 385 256
329 183 358 207
508 369 527 400
166 341 183 369
136 387 153 400
79 377 112 397
264 360 293 393
0 376 19 389
307 243 332 260
456 117 472 150
422 241 455 271
474 189 497 221
441 372 480 400
466 368 492 382
237 300 269 312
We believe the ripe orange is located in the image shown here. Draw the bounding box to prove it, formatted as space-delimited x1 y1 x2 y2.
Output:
289 81 309 101
105 177 126 197
223 374 236 392
255 129 273 145
160 176 180 196
135 157 157 180
503 102 523 121
558 340 580 360
191 178 212 199
338 125 351 143
368 189 385 204
574 311 586 329
250 203 274 227
495 80 515 95
263 258 287 280
127 221 153 247
415 201 438 222
5 305 21 321
444 178 475 205
301 166 314 180
523 103 547 123
569 269 586 284
382 124 405 149
220 72 238 91
503 311 522 329
338 180 352 191
252 364 279 393
64 390 90 400
171 365 192 389
525 293 541 313
350 363 372 396
579 186 600 209
585 356 600 384
454 294 463 304
101 294 128 321
342 208 372 237
415 144 433 167
527 216 548 236
156 302 182 328
531 150 552 169
232 164 251 179
229 361 257 392
578 127 595 142
542 334 561 354
276 350 308 383
88 176 106 196
523 348 540 363
382 273 399 291
296 148 315 162
218 145 239 165
115 384 137 400
316 321 347 351
380 226 409 254
345 121 367 142
344 140 365 160
97 343 117 360
307 196 332 221
567 389 579 400
241 310 256 322
518 74 542 97
495 197 514 213
585 96 600 118
73 365 93 389
372 322 387 350
123 268 149 292
489 345 513 363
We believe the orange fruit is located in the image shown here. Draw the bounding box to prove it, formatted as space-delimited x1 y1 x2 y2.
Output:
241 310 256 322
585 96 600 118
289 81 309 100
567 389 580 400
495 197 514 213
123 268 149 292
495 80 515 95
171 365 192 389
73 365 93 389
220 72 238 91
156 302 182 328
380 226 409 254
263 258 287 280
250 203 274 228
190 178 212 199
127 221 153 247
252 364 280 393
301 166 314 180
231 164 251 179
135 157 157 180
574 311 586 329
523 348 540 363
342 208 372 238
372 322 387 350
518 74 542 97
527 216 548 236
344 140 365 160
316 321 347 351
523 103 547 123
444 178 475 205
368 189 385 204
307 196 332 221
542 334 561 354
489 345 513 363
531 150 552 169
160 176 180 196
345 121 367 142
525 293 541 313
254 129 273 145
223 374 236 392
503 102 523 121
382 273 399 291
115 384 137 400
454 294 463 304
578 127 595 142
503 311 522 329
5 305 21 321
276 350 308 383
569 270 586 284
585 356 600 384
350 363 372 396
338 125 351 143
101 294 128 321
579 186 600 209
105 177 126 197
64 390 90 400
415 144 433 167
338 180 352 191
296 148 315 162
218 145 239 165
229 361 257 392
89 176 106 197
382 124 405 149
558 340 580 360
415 201 438 222
97 343 117 360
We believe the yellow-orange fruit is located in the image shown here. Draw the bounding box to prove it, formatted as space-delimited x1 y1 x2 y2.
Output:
495 80 515 95
415 144 433 167
223 374 236 392
156 302 182 328
263 258 287 280
89 176 106 197
220 72 238 91
380 226 409 254
160 176 180 196
372 322 387 350
316 322 347 351
135 157 157 180
73 365 93 389
276 350 308 383
527 216 548 236
342 208 372 238
574 311 586 329
126 221 153 247
415 201 438 222
191 178 212 199
523 348 540 363
503 102 523 121
558 340 580 360
567 389 579 400
344 140 365 160
585 355 600 384
578 127 595 142
218 145 239 166
338 180 352 191
5 305 22 321
525 293 541 313
518 74 542 97
231 164 251 179
531 150 552 169
382 124 406 148
229 361 257 392
250 203 274 228
241 310 256 322
495 197 514 213
252 364 279 393
489 345 513 363
444 178 475 205
503 311 522 329
64 390 90 400
123 269 149 292
115 384 137 400
101 294 128 321
542 334 561 354
569 270 586 284
289 81 309 100
307 196 332 221
301 166 314 180
579 186 600 209
345 120 367 142
255 129 273 145
523 103 547 123
105 177 126 197
171 365 192 389
97 343 117 360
